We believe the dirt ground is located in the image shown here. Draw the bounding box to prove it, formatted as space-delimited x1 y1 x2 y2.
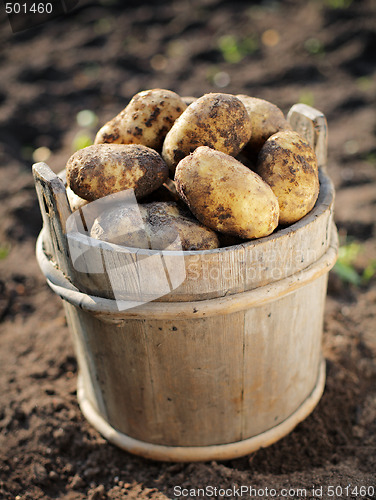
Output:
0 0 376 499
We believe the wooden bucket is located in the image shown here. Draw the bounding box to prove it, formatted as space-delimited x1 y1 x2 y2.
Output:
34 104 338 462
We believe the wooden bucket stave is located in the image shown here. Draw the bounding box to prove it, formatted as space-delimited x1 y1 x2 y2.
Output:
34 104 338 461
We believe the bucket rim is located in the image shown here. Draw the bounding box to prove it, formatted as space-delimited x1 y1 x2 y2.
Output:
36 223 338 320
58 167 334 257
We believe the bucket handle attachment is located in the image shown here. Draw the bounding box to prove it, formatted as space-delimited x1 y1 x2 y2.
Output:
287 103 328 171
33 162 75 281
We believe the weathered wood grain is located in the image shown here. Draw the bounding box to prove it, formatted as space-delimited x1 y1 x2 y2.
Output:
287 103 328 170
34 104 337 460
33 162 74 280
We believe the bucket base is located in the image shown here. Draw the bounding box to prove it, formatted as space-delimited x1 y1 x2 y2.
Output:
77 359 326 462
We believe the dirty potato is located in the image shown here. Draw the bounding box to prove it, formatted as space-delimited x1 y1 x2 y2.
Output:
94 89 187 151
257 130 319 225
90 201 220 251
66 144 169 201
237 95 292 154
162 93 252 173
175 146 279 239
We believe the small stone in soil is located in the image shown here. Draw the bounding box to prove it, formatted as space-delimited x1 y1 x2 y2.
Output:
88 484 106 500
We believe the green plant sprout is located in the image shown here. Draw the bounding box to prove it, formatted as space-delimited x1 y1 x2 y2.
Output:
72 131 93 152
362 260 376 283
356 76 373 92
363 152 376 166
298 90 315 107
217 35 258 64
323 0 352 9
72 109 98 151
304 38 325 56
333 241 376 286
0 243 11 260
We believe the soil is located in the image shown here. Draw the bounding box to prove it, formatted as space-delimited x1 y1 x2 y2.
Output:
0 0 376 499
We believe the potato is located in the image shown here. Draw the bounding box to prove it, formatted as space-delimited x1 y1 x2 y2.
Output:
162 93 252 173
66 144 169 202
94 89 187 150
175 146 279 239
257 130 319 225
237 95 292 154
90 201 220 251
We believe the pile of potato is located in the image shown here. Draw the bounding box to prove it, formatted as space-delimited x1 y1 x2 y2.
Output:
66 89 320 251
